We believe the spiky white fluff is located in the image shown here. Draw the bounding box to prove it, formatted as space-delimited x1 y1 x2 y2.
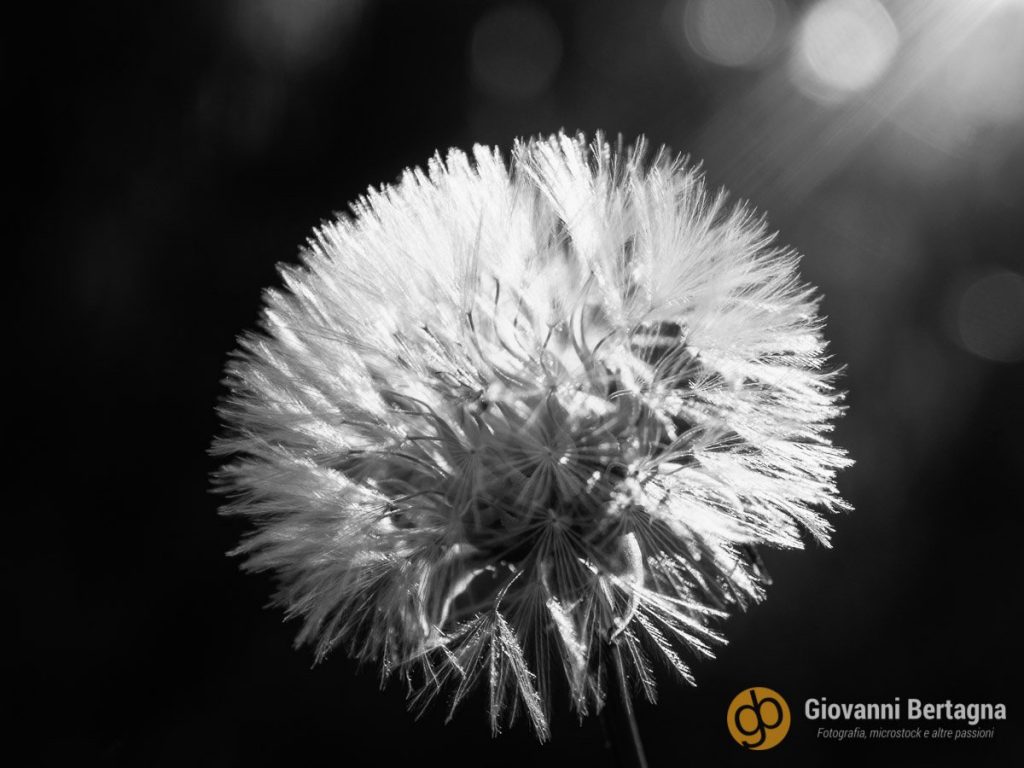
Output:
213 132 850 740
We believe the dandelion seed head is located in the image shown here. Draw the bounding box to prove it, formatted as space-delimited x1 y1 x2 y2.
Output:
213 132 851 739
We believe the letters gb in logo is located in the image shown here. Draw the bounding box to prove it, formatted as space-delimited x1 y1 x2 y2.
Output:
727 687 791 750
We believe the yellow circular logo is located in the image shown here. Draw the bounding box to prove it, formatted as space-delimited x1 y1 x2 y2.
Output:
727 687 790 750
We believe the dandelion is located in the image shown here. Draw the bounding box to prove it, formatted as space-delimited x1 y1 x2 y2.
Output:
212 132 850 742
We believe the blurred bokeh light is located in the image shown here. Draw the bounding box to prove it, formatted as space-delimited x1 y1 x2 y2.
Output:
679 0 786 68
791 0 899 103
469 3 562 101
954 270 1024 363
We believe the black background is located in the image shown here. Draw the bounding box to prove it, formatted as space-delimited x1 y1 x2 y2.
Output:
13 1 1022 765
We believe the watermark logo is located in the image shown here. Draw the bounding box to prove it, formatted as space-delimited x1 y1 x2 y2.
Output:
727 687 791 750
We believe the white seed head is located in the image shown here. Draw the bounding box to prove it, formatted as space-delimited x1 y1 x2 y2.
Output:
213 132 851 740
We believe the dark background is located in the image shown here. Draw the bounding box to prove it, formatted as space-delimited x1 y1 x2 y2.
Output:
13 0 1022 765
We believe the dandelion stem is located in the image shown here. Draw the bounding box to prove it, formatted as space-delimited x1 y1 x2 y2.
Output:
601 641 649 768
